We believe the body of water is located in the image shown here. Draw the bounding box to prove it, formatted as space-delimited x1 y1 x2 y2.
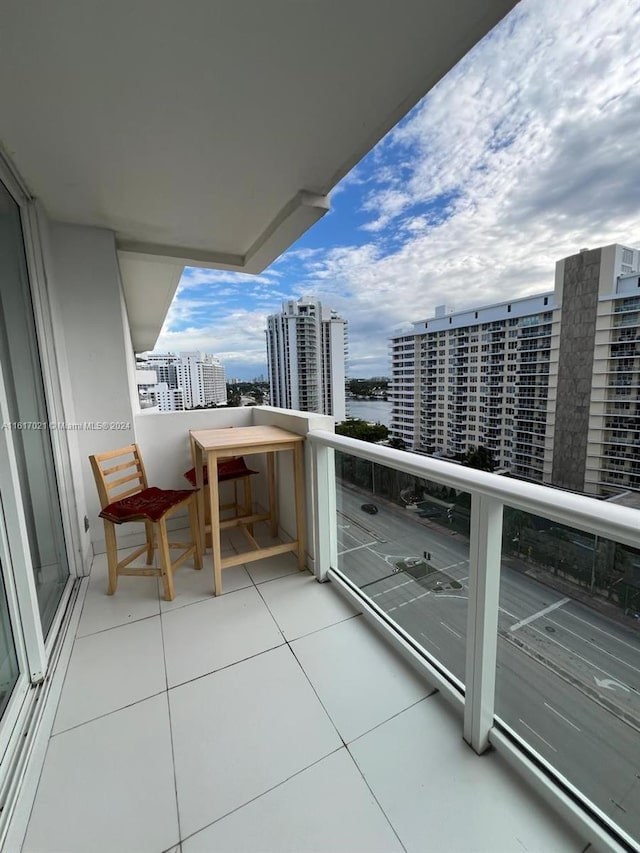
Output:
347 398 392 427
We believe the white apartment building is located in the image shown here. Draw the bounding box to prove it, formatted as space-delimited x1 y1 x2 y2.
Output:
154 382 185 412
390 244 640 496
390 295 558 482
144 352 178 388
176 351 227 409
143 351 227 411
266 298 347 421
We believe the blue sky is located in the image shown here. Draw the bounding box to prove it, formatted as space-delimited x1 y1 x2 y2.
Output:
155 0 640 379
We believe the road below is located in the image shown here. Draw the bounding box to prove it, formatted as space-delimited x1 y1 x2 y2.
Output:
335 481 640 842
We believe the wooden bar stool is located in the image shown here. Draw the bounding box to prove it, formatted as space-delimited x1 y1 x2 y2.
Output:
184 432 258 546
89 444 202 601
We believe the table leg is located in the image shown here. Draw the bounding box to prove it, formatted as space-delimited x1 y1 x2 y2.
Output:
293 442 305 569
209 451 223 595
195 444 205 555
267 451 278 538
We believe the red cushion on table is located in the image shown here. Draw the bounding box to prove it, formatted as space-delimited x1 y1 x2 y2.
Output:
217 457 258 481
184 457 258 486
99 487 196 524
184 466 208 487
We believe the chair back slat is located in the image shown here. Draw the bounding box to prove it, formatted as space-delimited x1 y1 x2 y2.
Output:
108 470 144 490
89 445 148 508
102 459 140 476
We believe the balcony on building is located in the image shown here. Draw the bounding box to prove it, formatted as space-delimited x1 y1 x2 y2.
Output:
1 2 640 852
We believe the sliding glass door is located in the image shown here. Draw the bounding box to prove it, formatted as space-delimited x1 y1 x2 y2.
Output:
0 565 19 721
0 178 69 644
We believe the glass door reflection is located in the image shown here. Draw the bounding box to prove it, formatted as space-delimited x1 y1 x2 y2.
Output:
0 180 69 637
0 559 19 720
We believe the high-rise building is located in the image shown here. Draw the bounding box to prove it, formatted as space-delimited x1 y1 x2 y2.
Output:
176 351 227 409
143 351 227 411
266 298 347 420
144 352 179 388
554 245 640 496
390 243 640 496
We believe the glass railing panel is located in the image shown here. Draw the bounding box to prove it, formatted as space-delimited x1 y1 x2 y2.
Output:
334 450 470 685
495 505 640 844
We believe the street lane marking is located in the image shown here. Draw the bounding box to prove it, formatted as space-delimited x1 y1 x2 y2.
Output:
420 631 441 650
544 616 640 676
510 597 570 632
543 702 581 732
371 579 414 597
338 540 378 555
562 609 640 654
519 719 557 752
594 676 630 693
441 559 468 571
440 621 463 639
525 624 637 693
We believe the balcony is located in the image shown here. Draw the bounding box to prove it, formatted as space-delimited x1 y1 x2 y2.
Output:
14 521 587 853
1 2 638 850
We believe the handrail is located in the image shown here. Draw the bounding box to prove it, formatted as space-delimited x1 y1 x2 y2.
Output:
308 427 637 852
307 429 640 551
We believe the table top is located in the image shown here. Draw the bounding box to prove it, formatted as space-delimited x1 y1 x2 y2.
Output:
190 424 304 452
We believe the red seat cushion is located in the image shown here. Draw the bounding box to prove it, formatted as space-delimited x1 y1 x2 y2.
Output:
99 487 196 524
184 457 258 486
184 466 208 487
218 457 258 481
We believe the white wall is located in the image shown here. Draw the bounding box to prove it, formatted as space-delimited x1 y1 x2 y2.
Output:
32 205 92 573
46 223 136 548
134 408 254 489
131 405 335 571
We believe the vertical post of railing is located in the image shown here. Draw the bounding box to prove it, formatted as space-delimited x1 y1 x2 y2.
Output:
464 493 503 754
312 440 337 582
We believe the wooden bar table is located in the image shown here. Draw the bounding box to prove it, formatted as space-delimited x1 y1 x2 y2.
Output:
190 425 305 595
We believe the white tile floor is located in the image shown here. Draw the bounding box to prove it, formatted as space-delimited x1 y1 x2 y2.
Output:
21 526 588 853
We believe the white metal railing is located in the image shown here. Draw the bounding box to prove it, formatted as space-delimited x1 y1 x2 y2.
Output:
308 429 640 853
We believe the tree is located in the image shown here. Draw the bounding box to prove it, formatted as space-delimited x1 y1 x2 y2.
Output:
226 388 241 407
461 445 495 472
336 418 388 444
387 437 407 450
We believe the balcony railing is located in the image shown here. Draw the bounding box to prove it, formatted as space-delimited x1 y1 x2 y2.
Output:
309 430 640 853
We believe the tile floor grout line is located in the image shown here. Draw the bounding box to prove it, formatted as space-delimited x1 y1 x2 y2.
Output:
166 641 287 693
178 745 345 848
286 638 349 748
253 576 298 647
285 609 362 643
253 567 362 645
50 689 169 738
344 745 409 853
75 607 160 640
159 575 257 615
158 606 184 850
345 692 439 748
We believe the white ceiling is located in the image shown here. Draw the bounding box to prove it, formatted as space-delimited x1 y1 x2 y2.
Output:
0 0 516 349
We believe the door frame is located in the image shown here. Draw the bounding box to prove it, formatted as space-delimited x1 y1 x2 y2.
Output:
0 151 82 674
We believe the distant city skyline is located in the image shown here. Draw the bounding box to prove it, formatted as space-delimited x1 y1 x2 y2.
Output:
155 0 640 379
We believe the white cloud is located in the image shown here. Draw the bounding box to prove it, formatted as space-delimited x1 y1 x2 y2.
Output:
159 0 640 378
292 0 640 375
